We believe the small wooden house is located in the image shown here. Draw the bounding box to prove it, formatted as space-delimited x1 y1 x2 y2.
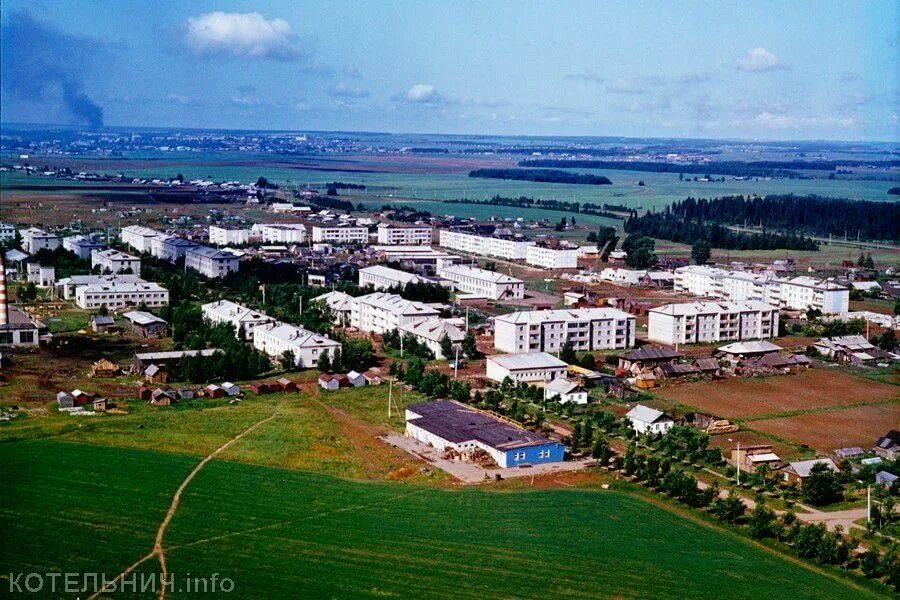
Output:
92 398 108 412
205 384 225 398
221 382 241 397
56 391 74 409
150 387 177 407
363 369 383 386
90 315 117 333
276 377 297 392
782 458 840 485
346 370 366 388
138 385 152 401
250 381 273 395
144 364 167 384
89 358 119 378
123 311 169 339
71 389 96 406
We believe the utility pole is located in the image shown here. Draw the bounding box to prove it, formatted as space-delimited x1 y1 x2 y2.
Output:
867 485 872 524
388 377 394 419
454 345 460 379
736 441 741 485
400 332 404 358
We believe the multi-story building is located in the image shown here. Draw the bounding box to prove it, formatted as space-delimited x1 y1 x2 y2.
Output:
26 263 55 286
201 299 276 340
350 292 440 334
779 276 849 315
311 225 368 244
436 264 524 300
21 227 60 254
0 222 16 244
208 225 251 246
55 274 146 300
63 235 105 260
525 244 580 269
120 225 162 253
647 300 779 345
358 265 426 291
74 281 169 310
149 234 172 259
184 246 240 278
370 245 462 267
252 322 340 368
438 230 533 260
398 317 466 360
494 308 636 354
255 223 307 244
376 224 433 245
91 248 141 275
156 237 198 262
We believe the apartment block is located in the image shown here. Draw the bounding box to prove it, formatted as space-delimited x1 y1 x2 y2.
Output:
438 230 532 260
92 248 141 275
358 265 426 290
21 227 60 254
350 292 440 334
437 264 524 300
494 308 636 354
209 225 251 246
201 299 276 340
779 276 849 315
311 225 368 244
63 235 105 260
184 246 240 278
525 245 579 269
648 300 779 345
120 225 162 253
376 225 433 245
74 281 169 310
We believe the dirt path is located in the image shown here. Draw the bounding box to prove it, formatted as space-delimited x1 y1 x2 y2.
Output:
89 407 279 600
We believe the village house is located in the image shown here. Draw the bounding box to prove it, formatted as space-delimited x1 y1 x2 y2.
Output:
618 347 683 376
625 405 675 435
89 358 119 378
731 444 781 472
123 311 169 339
874 430 900 461
782 458 840 485
814 335 898 366
90 314 117 333
543 378 588 404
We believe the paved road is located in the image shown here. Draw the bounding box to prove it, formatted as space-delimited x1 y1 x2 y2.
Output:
381 433 594 484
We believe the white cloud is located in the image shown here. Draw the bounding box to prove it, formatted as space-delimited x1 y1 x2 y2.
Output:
185 12 299 60
405 83 439 103
606 78 646 94
736 47 787 72
328 82 369 98
565 69 604 83
167 93 191 105
753 112 855 130
231 95 262 106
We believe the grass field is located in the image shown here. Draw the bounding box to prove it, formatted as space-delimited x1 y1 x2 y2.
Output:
2 440 885 599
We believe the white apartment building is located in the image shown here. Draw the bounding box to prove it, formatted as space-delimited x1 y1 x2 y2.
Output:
253 322 340 368
358 265 426 290
74 281 169 310
0 222 16 243
55 274 145 300
486 352 569 383
255 223 306 244
150 234 173 259
437 264 524 300
780 276 849 315
208 225 251 246
63 235 105 260
184 246 240 278
120 225 162 253
311 225 368 244
525 245 580 269
26 263 55 286
92 248 141 275
370 245 462 266
438 230 533 260
494 308 636 354
647 300 779 345
350 292 440 334
21 227 60 254
314 290 356 325
376 224 433 245
156 237 198 262
398 317 466 360
201 299 276 340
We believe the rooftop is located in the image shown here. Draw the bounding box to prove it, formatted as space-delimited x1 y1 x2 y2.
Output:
649 300 778 316
717 340 782 355
356 292 440 317
488 352 567 371
495 307 634 325
122 310 167 326
399 317 465 343
626 404 672 424
359 265 425 285
439 264 523 284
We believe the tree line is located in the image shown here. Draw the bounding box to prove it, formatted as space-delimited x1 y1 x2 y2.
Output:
468 168 613 185
445 194 624 219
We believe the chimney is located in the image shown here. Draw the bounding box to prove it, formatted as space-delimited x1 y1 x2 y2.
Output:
0 253 7 325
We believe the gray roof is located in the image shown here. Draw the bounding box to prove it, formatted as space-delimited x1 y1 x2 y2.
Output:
787 458 840 477
488 352 567 371
123 311 167 326
406 400 558 451
621 347 682 362
626 404 672 425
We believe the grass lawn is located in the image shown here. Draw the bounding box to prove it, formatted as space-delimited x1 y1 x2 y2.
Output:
2 440 887 599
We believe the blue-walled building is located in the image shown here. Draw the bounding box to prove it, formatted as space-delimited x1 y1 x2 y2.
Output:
405 400 565 468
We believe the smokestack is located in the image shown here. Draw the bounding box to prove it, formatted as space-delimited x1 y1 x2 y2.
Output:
0 253 7 326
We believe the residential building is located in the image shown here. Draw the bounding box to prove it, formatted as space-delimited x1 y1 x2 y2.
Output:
157 237 198 262
398 317 466 359
185 245 240 278
209 225 251 246
253 322 340 368
74 281 169 310
543 378 588 404
0 306 42 347
376 224 432 245
618 347 683 375
674 265 782 304
350 292 440 334
813 335 898 365
647 301 779 345
55 274 145 300
438 229 533 260
122 311 169 338
782 458 840 485
601 268 648 286
874 430 900 461
92 248 141 275
201 299 276 340
730 445 781 472
526 244 579 269
779 276 849 315
21 227 60 253
370 245 462 266
314 290 355 326
626 405 675 435
437 264 524 300
120 225 162 253
493 308 636 354
311 225 368 244
358 265 426 290
486 352 568 383
255 223 307 244
26 263 55 286
0 222 15 243
63 235 105 260
405 400 565 468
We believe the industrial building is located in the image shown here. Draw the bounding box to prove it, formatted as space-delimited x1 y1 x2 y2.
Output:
405 400 565 468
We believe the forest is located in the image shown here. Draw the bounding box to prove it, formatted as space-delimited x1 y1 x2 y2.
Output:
468 168 612 185
445 194 622 219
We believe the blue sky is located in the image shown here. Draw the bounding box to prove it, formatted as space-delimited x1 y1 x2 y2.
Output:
1 0 897 140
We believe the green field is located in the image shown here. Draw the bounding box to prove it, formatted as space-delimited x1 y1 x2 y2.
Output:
2 439 883 599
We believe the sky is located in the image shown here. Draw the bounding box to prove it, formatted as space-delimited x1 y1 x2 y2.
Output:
1 0 898 141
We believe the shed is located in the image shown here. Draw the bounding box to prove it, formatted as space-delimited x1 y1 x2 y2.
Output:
875 471 898 487
544 378 588 404
150 387 177 406
833 447 865 460
176 386 200 400
250 381 273 395
144 364 167 384
90 315 117 333
221 382 241 397
346 370 366 388
89 358 119 378
362 369 383 385
92 398 108 412
123 311 169 339
276 377 297 392
205 384 225 398
318 373 340 390
56 391 74 409
71 389 96 406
